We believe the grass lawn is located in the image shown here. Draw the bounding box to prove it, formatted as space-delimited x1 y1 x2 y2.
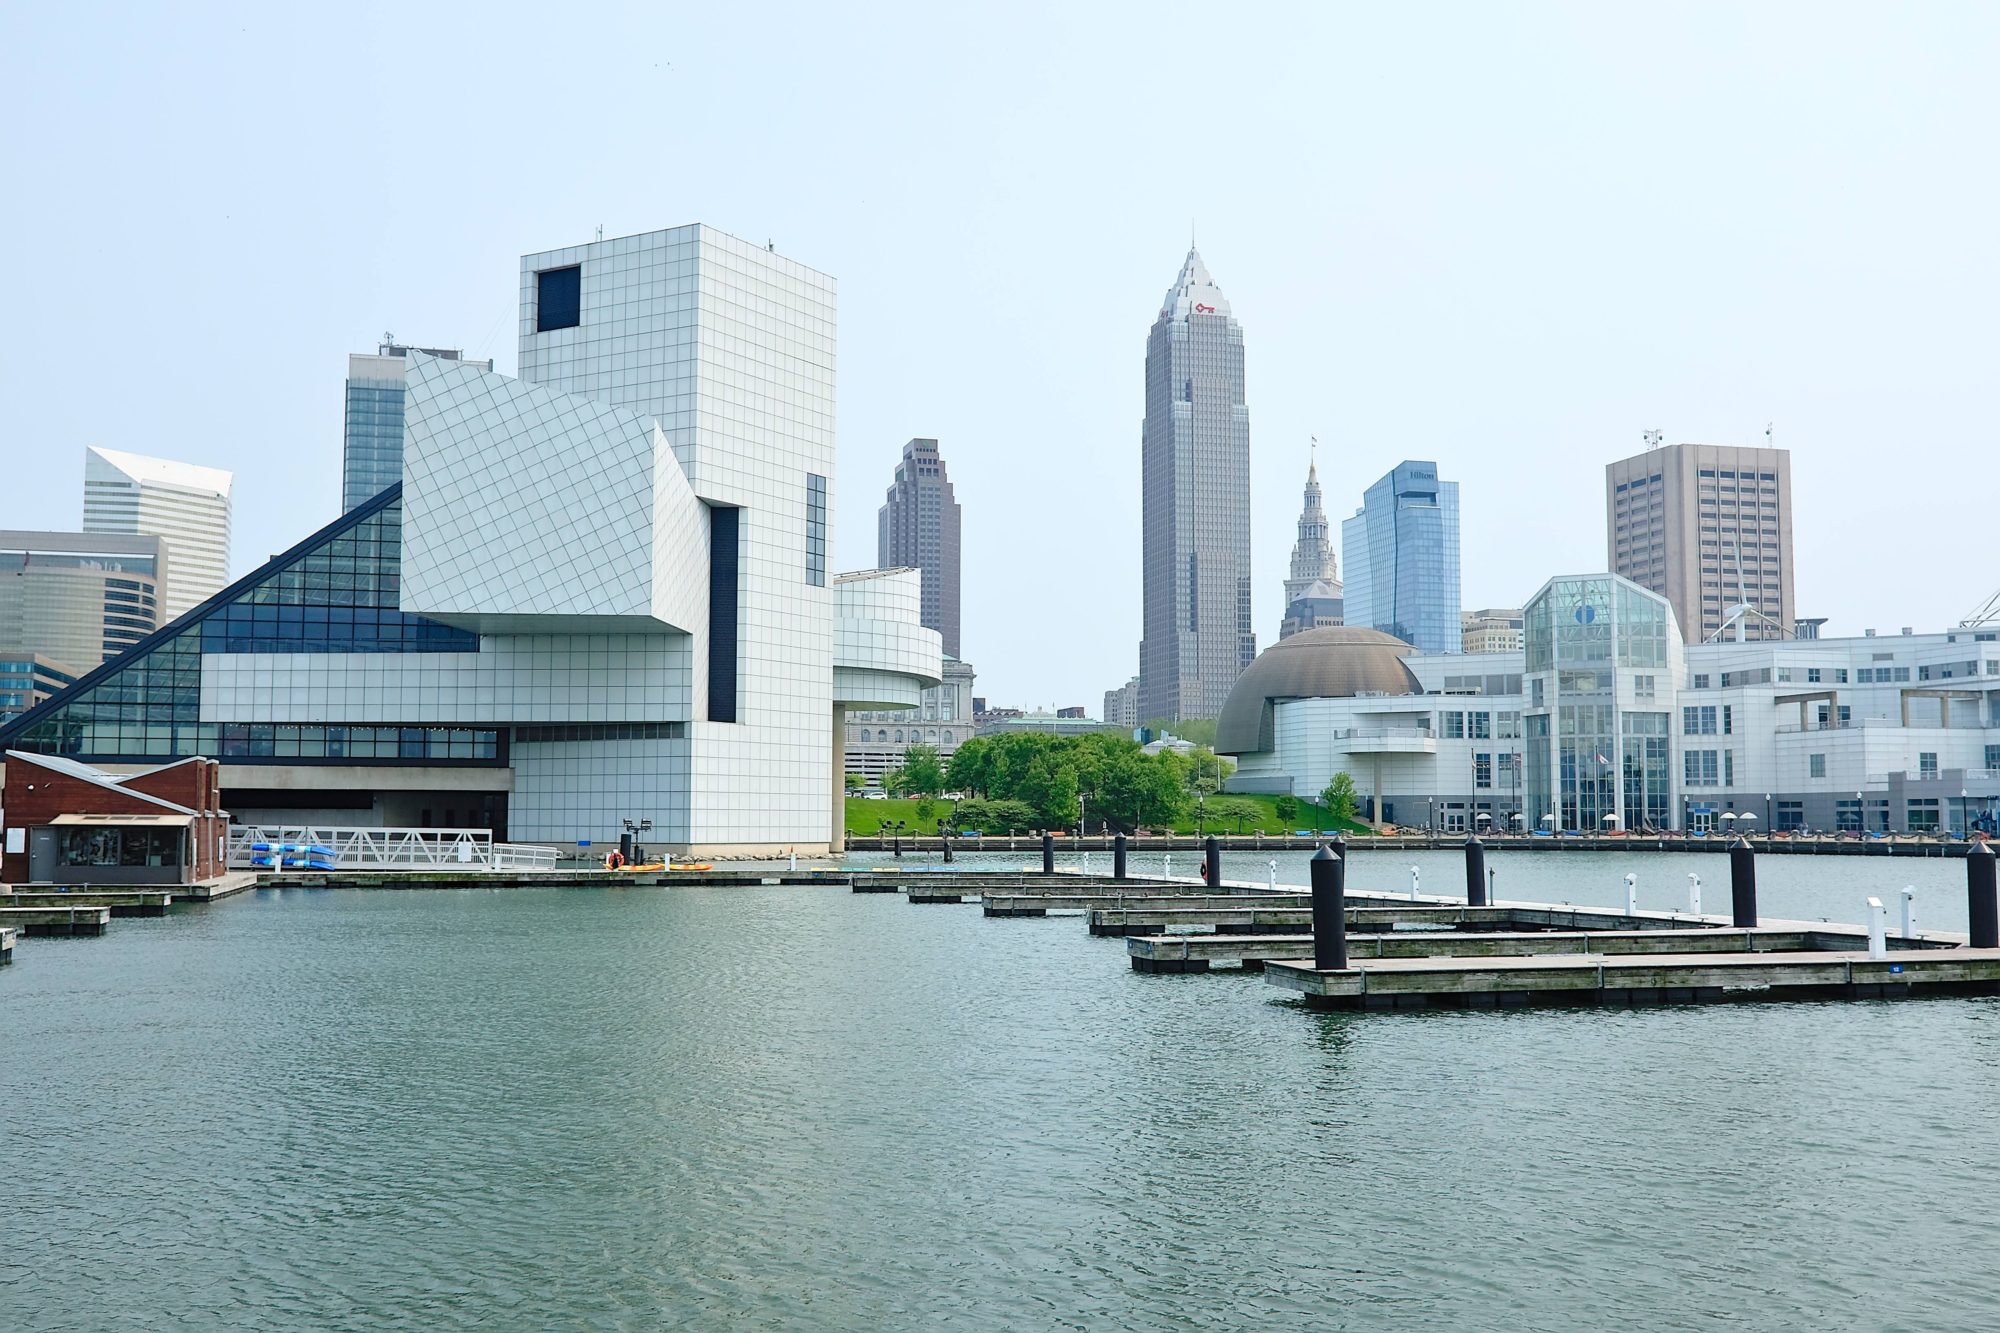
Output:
842 793 1367 838
843 796 956 837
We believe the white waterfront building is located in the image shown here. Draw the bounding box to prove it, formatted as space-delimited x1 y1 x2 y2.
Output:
1223 573 2000 837
3 225 939 856
82 446 233 620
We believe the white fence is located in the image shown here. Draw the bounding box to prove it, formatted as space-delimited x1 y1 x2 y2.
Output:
227 826 560 873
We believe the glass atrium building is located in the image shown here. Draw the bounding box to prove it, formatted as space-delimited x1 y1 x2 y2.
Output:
1522 574 1680 833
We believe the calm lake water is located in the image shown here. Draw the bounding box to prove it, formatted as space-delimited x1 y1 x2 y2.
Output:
5 855 1999 1330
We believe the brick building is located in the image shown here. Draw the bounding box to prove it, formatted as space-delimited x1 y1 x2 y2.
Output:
2 752 228 886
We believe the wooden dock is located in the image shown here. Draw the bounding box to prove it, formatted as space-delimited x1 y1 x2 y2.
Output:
0 889 171 917
1085 901 1714 937
0 905 111 937
1264 948 2000 1009
1128 923 1943 972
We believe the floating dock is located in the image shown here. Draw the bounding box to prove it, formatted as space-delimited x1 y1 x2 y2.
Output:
0 905 111 937
1264 948 2000 1009
0 889 171 917
1129 923 1947 972
1085 901 1718 937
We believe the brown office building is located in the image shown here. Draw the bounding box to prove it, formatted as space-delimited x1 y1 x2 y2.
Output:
1606 442 1794 644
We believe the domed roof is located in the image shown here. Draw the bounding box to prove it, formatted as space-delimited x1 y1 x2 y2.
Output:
1216 626 1421 755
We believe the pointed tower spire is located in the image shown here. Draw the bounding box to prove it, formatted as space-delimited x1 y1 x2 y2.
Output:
1284 440 1338 611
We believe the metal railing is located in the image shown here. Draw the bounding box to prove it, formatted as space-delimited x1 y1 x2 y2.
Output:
227 826 559 872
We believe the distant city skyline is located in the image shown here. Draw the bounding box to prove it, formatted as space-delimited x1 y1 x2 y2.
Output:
6 6 1998 708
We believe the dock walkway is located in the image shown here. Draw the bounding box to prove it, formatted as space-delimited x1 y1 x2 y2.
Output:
1 889 171 917
1265 948 2000 1008
0 905 111 936
1129 923 1944 973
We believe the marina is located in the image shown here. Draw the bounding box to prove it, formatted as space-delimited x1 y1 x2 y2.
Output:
5 855 1998 1329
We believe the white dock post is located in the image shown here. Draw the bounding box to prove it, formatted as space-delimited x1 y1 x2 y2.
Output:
1625 872 1638 917
1866 896 1888 959
1409 865 1421 900
789 851 797 872
1163 853 1173 881
1900 886 1915 939
1268 858 1278 891
1687 872 1701 916
1083 852 1092 877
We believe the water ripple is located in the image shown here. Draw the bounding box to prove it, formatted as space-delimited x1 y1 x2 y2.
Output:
1 877 1998 1330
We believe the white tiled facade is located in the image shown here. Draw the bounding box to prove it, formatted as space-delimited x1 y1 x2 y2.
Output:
400 356 707 635
509 225 931 851
838 569 977 788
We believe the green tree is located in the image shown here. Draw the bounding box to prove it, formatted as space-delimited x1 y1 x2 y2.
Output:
1273 794 1298 827
1321 772 1360 827
1212 797 1259 833
945 737 997 798
899 745 946 798
954 798 1038 834
915 795 939 824
844 772 864 792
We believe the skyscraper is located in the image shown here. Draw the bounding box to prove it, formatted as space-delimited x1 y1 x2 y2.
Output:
1279 449 1342 640
877 437 961 658
344 341 494 512
1138 248 1252 722
1606 440 1794 643
1341 460 1461 655
81 447 232 621
0 530 164 672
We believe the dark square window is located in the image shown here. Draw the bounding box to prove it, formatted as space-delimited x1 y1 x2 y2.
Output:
537 265 582 332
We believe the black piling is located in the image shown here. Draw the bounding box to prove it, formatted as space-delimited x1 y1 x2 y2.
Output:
1968 840 1999 948
1465 834 1487 907
1729 836 1758 927
942 835 954 864
619 832 634 865
1113 833 1128 881
1203 835 1222 890
1042 831 1055 876
1311 845 1348 971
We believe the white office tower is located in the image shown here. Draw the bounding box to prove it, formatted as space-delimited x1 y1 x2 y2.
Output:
82 447 233 621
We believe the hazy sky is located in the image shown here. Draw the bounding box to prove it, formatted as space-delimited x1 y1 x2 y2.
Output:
4 3 1996 710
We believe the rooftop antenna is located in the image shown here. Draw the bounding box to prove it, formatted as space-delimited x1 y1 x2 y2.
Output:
1765 421 1774 448
1643 429 1663 450
595 223 604 242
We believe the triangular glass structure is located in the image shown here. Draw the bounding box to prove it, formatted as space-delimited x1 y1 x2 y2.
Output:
0 484 488 764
